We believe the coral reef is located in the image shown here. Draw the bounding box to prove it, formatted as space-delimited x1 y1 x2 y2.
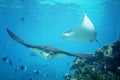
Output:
64 39 120 80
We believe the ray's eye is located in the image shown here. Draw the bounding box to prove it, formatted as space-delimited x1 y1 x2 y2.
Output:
64 30 73 33
67 30 73 33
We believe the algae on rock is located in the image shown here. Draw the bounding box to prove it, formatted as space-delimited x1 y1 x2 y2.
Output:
64 39 120 80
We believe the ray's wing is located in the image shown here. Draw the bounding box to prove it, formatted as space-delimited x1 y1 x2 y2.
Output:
77 13 95 31
7 28 31 47
6 28 94 59
73 13 97 41
6 28 68 59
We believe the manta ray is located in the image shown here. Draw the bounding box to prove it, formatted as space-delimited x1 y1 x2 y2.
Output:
6 28 93 59
63 13 97 42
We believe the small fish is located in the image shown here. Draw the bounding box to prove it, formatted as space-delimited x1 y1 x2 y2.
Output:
14 65 26 72
14 68 19 72
1 56 8 62
29 77 33 80
33 70 41 74
19 65 26 71
1 56 13 66
44 73 49 77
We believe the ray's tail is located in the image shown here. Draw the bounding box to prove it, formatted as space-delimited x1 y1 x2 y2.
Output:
71 53 95 59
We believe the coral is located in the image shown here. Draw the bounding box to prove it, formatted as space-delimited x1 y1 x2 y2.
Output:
64 39 120 80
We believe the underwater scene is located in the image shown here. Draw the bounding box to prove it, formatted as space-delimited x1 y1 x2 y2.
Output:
0 0 120 80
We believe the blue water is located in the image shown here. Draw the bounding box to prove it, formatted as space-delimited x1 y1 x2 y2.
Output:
0 0 120 80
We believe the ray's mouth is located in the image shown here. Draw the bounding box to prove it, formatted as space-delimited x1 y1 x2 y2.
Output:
62 33 69 39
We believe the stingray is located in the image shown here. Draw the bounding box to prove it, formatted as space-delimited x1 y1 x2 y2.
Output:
6 28 93 59
63 13 97 42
